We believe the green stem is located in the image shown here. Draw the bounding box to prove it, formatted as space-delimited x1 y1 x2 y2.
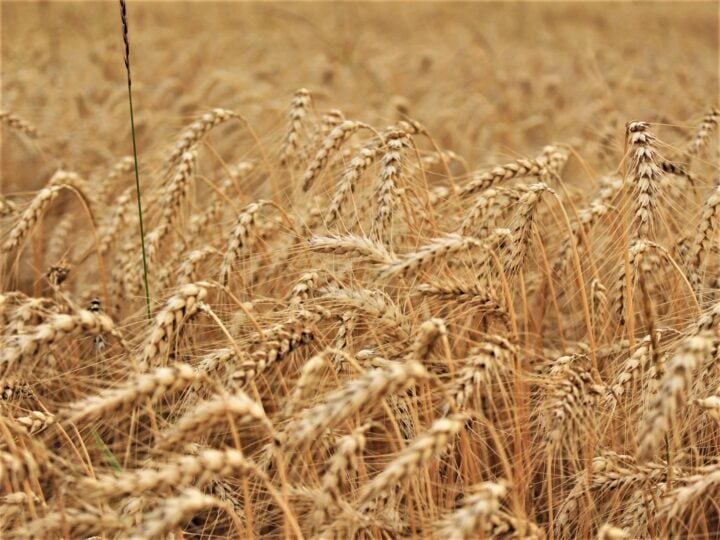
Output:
126 76 151 320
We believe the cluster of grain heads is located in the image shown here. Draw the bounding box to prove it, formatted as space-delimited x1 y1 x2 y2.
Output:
177 247 218 285
153 150 196 239
0 110 39 139
0 492 45 530
317 285 408 337
636 332 715 460
612 239 674 326
684 107 720 163
11 507 126 538
3 169 98 257
416 280 504 314
47 170 93 205
542 144 571 176
460 186 520 237
626 121 662 239
435 481 508 540
279 88 312 168
0 444 50 490
288 271 320 305
357 414 467 510
546 364 604 452
660 462 720 525
166 108 240 167
411 317 447 362
313 423 372 528
98 155 134 203
157 391 273 450
504 182 553 276
128 488 225 539
5 43 720 538
308 234 394 264
1 307 115 375
687 182 720 281
695 300 720 333
86 448 264 498
553 199 611 279
2 185 62 254
140 282 209 371
660 158 695 186
447 341 512 411
99 186 134 255
554 451 671 535
606 333 659 405
459 155 548 197
231 308 323 385
313 109 345 145
62 363 199 423
326 141 381 226
378 233 483 280
280 361 429 450
193 347 240 384
13 411 56 435
371 130 409 243
220 200 269 285
285 350 333 416
302 119 367 191
121 151 197 292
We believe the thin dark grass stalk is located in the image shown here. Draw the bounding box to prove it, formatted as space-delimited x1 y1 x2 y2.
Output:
119 0 151 320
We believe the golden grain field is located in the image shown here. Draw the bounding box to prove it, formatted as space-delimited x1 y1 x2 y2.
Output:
1 1 720 538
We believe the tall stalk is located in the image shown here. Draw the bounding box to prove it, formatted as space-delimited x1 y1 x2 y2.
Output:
119 0 151 320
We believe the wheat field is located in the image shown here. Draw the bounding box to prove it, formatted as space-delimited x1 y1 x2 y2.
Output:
1 2 720 538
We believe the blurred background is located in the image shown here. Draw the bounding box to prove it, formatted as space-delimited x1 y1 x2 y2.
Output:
2 1 717 192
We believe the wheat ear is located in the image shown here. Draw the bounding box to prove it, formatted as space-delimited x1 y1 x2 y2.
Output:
280 361 429 450
357 414 467 510
636 333 714 460
280 88 312 168
626 121 662 240
435 481 508 540
63 363 198 423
